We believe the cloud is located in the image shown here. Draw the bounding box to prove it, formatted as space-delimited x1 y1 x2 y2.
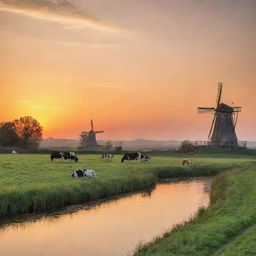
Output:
0 0 123 34
52 40 121 48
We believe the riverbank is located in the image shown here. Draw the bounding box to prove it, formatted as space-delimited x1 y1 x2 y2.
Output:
0 154 253 217
134 163 256 256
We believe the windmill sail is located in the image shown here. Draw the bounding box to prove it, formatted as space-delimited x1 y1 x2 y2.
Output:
216 82 223 107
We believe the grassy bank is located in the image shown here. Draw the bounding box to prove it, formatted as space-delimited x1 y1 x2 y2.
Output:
0 154 254 217
134 163 256 256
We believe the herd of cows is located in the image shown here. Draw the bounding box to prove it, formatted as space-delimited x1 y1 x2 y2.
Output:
50 151 152 179
49 151 192 179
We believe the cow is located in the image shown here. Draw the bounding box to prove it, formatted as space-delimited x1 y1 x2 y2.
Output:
121 152 141 163
121 152 151 163
71 169 96 178
12 150 17 154
63 152 79 162
141 154 151 162
102 154 114 161
182 159 192 165
50 151 78 162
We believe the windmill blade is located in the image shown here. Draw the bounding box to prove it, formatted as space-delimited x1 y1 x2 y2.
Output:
233 106 242 112
198 107 215 113
95 130 104 133
208 114 216 139
233 112 239 128
91 120 94 131
216 82 223 108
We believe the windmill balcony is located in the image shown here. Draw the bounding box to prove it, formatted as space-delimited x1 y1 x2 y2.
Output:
194 141 247 148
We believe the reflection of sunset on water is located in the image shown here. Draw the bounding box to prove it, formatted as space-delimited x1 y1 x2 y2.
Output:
0 179 211 256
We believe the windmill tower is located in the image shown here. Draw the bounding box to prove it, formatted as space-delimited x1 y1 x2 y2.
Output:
82 120 104 147
197 82 242 147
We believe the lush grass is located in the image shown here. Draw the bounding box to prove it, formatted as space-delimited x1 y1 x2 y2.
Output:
0 153 254 216
134 163 256 256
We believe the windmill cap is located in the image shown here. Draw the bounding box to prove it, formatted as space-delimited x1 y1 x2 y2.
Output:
216 103 234 113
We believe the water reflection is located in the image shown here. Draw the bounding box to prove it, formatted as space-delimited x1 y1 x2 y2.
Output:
0 179 212 256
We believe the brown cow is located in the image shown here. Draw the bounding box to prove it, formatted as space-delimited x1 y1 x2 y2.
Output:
182 159 192 165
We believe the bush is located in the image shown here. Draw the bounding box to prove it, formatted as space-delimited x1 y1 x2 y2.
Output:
179 140 195 153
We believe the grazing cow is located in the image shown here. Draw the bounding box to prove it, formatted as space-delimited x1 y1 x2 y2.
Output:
121 152 142 163
50 151 78 162
71 169 96 178
182 159 192 165
102 154 114 161
141 154 151 162
63 152 79 162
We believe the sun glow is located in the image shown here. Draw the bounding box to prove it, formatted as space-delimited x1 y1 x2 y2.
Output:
1 0 255 140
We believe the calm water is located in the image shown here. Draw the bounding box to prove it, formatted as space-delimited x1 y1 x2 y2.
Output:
0 179 212 256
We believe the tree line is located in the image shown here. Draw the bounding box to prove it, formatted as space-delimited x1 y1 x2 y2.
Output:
0 116 43 149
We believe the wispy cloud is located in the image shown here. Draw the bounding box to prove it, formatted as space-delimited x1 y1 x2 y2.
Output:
0 0 124 34
52 40 121 48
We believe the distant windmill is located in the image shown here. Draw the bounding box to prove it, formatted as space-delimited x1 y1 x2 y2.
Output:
198 82 242 147
82 120 104 147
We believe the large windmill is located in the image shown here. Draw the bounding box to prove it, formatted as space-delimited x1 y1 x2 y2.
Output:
81 120 104 147
198 82 242 147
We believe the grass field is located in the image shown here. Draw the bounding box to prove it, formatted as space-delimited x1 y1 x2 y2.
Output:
134 163 256 256
0 153 255 216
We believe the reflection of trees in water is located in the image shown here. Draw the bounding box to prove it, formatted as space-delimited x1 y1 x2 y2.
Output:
141 190 152 197
0 187 155 230
0 180 210 231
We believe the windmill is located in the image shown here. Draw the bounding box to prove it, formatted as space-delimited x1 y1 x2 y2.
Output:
81 120 104 147
198 82 242 147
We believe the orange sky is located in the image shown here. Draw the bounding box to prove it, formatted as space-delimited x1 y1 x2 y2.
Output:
0 0 255 140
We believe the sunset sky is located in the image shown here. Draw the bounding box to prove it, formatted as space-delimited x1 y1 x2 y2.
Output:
0 0 255 140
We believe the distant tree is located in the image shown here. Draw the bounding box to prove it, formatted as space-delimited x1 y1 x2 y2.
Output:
105 140 112 150
13 116 43 148
79 132 89 148
115 141 123 151
179 140 195 153
0 122 20 147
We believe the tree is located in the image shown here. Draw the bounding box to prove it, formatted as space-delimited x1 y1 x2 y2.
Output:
0 122 20 147
13 116 43 148
105 140 112 150
179 140 195 153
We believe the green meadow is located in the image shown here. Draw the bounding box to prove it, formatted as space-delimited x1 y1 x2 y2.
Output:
0 153 254 217
1 153 256 255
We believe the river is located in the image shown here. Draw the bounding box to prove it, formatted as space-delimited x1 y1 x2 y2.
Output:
0 179 212 256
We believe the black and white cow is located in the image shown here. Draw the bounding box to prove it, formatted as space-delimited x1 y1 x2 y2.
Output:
63 152 79 162
71 169 96 178
50 151 78 162
121 152 141 163
121 152 151 163
102 154 114 161
141 154 151 162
